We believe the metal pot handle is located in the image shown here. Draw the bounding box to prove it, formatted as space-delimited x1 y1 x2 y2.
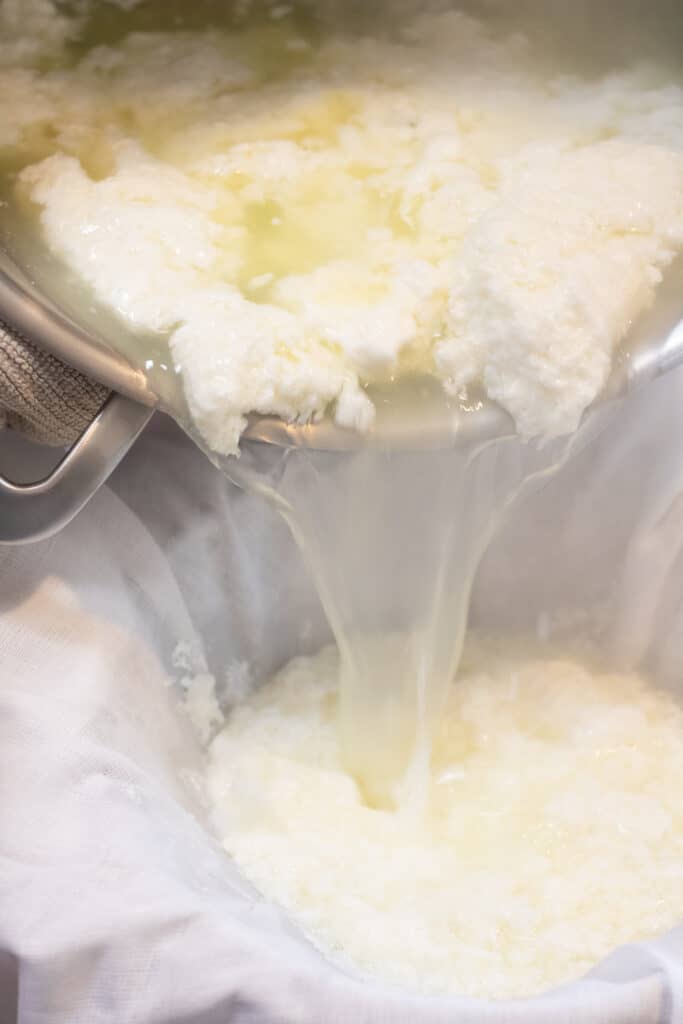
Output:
0 393 153 544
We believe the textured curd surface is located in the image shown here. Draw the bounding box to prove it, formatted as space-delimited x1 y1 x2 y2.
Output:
207 638 683 1000
2 2 683 450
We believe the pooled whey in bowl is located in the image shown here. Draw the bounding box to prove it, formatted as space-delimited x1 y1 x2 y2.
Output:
207 635 683 1000
2 0 683 451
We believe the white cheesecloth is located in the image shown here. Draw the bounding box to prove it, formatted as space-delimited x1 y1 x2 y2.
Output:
2 363 683 1023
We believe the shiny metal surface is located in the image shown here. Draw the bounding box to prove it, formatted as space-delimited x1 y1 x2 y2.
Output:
0 249 158 409
0 393 153 544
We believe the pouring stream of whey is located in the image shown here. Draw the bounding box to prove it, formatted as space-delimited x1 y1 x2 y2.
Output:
223 423 577 807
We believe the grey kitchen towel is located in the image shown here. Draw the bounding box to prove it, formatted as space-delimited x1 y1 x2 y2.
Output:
0 318 109 446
